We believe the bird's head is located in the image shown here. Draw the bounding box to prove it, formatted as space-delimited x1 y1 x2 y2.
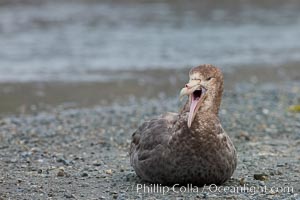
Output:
180 64 224 128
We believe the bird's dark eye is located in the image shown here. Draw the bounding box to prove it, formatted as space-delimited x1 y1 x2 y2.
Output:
207 77 212 81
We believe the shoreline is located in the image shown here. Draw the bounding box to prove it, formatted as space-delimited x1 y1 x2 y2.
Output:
0 62 299 116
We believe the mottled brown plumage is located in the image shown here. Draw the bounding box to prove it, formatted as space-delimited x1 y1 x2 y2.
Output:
130 64 237 185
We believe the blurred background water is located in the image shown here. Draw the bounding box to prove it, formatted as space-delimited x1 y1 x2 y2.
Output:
0 0 300 82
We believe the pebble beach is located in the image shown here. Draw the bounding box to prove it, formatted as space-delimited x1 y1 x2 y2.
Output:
0 78 299 199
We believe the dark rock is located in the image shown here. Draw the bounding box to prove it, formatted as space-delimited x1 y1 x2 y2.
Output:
57 169 65 177
81 172 88 177
239 177 246 185
254 174 268 181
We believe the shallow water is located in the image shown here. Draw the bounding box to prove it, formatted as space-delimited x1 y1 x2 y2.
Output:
0 0 300 82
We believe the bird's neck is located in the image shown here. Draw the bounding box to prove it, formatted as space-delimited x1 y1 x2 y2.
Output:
198 90 222 115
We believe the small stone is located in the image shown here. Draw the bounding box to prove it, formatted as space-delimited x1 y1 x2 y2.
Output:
254 173 268 181
38 169 43 174
105 169 112 175
57 169 65 177
64 193 75 198
239 177 246 185
262 108 269 115
30 147 40 153
92 160 102 166
81 172 88 177
238 131 250 141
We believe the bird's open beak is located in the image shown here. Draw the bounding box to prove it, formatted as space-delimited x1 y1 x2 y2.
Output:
180 81 207 128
